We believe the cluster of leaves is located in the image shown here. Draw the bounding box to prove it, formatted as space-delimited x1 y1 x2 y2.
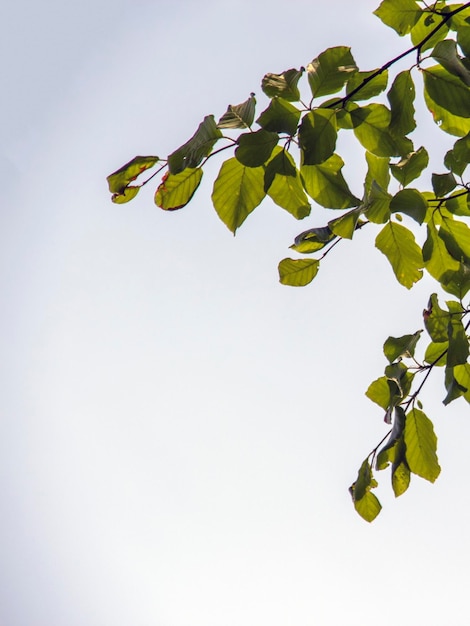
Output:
107 0 470 521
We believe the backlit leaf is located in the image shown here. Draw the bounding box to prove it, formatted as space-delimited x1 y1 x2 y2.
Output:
423 293 450 342
290 226 335 254
168 116 222 174
256 97 301 135
375 221 423 288
261 68 304 101
155 168 203 210
307 46 357 98
328 207 363 239
235 130 279 167
432 39 470 86
424 341 448 366
217 93 256 129
374 0 421 36
211 157 266 233
346 69 388 101
107 155 159 194
431 172 457 197
299 109 337 165
301 154 360 209
366 376 390 410
390 189 427 224
350 103 412 157
278 258 320 286
390 147 429 186
404 409 441 482
454 364 470 402
383 331 422 363
388 70 416 136
111 186 140 204
411 6 449 51
353 491 382 522
447 300 469 367
265 148 311 219
423 65 470 136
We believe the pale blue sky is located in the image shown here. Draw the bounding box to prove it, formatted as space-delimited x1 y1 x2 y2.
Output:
2 1 470 624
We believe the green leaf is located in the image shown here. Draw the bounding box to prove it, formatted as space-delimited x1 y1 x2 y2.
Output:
447 300 469 367
235 130 279 167
155 168 203 210
385 362 414 406
454 363 470 402
307 46 358 98
387 70 416 137
256 97 301 135
353 458 373 501
374 0 421 36
423 293 451 342
404 409 441 483
410 6 449 51
390 147 429 186
364 181 392 224
392 451 411 497
299 109 337 165
301 154 360 209
265 149 311 219
439 262 470 299
424 341 448 367
278 258 320 286
290 226 335 254
432 39 470 86
444 364 468 405
444 133 470 176
111 185 140 204
422 222 460 285
445 191 470 216
423 65 470 136
390 189 427 224
107 155 159 194
350 103 413 157
168 116 222 174
211 157 266 233
376 406 406 470
328 207 363 239
353 490 382 522
383 331 422 363
431 172 457 197
366 376 391 411
439 216 470 264
375 221 423 288
261 68 304 102
364 152 390 197
217 93 256 129
457 25 470 57
346 69 388 101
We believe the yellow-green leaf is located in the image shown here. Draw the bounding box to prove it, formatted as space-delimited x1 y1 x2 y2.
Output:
375 221 423 288
404 409 441 482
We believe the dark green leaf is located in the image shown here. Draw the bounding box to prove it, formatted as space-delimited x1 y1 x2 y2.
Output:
256 97 301 135
107 155 159 194
390 189 427 224
299 109 337 165
301 154 360 209
454 363 470 402
350 103 413 157
375 221 423 288
264 148 297 192
423 66 470 136
155 168 203 210
376 406 406 470
431 172 457 197
385 361 414 406
374 0 421 36
168 116 222 174
439 216 470 264
444 364 468 405
444 133 470 176
217 93 256 129
390 147 429 186
388 70 416 136
278 258 320 286
404 408 441 482
383 331 422 363
445 191 470 216
261 68 304 101
265 148 311 219
447 300 469 367
423 222 461 285
439 262 470 299
235 130 279 167
290 226 335 254
432 39 470 86
211 157 266 233
307 46 358 98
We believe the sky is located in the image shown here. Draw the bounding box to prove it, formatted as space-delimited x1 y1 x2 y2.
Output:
2 1 470 625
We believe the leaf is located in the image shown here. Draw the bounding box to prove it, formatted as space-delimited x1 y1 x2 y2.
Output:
328 207 363 239
211 157 266 233
261 68 304 101
278 258 320 286
350 459 381 522
422 222 460 286
390 147 429 186
445 191 470 217
346 69 389 101
235 130 279 167
424 341 448 367
364 181 392 224
439 262 470 299
256 97 301 135
290 226 336 254
107 155 159 194
299 109 337 165
390 189 427 224
411 7 449 51
301 154 360 209
432 39 470 86
366 376 391 411
364 152 390 197
439 216 470 264
307 46 358 98
387 70 416 136
217 93 256 129
431 172 457 197
383 331 422 363
376 406 406 470
167 116 222 174
111 185 140 204
373 0 421 36
404 409 441 483
447 300 469 367
265 149 311 219
423 293 451 342
353 491 382 522
385 362 414 406
375 221 423 288
350 103 413 157
444 364 468 405
392 452 411 497
423 65 470 136
444 133 470 176
454 363 470 402
155 168 203 210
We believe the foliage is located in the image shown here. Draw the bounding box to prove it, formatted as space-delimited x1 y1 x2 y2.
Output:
107 0 470 522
